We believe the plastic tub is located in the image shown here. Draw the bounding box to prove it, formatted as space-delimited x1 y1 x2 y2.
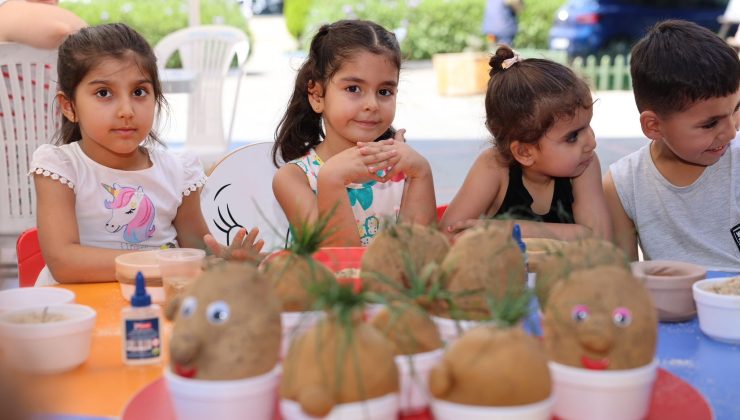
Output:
431 395 554 420
0 287 75 314
165 364 280 420
115 250 164 303
0 303 96 374
396 348 445 414
549 359 658 420
280 393 399 420
693 277 740 344
631 260 705 322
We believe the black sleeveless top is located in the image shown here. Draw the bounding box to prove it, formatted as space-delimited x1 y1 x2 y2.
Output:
494 165 574 223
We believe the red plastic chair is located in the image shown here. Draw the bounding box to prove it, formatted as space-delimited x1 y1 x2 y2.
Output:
16 228 44 287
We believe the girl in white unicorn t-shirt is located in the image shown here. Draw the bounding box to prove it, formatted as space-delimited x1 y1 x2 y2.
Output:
30 23 262 286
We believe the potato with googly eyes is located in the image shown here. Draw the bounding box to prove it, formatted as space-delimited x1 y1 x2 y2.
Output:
543 266 657 370
166 261 281 380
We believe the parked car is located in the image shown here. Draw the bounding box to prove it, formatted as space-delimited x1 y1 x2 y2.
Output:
549 0 729 57
239 0 283 16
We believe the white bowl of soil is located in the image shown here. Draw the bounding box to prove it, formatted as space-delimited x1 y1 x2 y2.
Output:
693 276 740 344
0 303 96 374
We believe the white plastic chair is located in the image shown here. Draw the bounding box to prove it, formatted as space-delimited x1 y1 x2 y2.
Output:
719 0 740 48
200 141 289 252
0 43 58 269
154 25 250 166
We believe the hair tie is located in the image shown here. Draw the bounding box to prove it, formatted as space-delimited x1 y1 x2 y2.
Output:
501 52 522 70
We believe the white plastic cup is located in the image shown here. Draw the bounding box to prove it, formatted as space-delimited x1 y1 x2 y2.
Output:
431 395 554 420
156 248 206 309
549 359 658 420
165 364 280 420
395 348 444 414
431 316 481 344
280 393 399 420
281 311 323 358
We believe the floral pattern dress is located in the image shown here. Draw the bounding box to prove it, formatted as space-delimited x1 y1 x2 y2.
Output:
289 148 405 246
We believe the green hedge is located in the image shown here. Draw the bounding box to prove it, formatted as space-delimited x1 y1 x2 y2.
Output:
515 0 567 49
60 0 250 50
284 0 315 40
292 0 565 59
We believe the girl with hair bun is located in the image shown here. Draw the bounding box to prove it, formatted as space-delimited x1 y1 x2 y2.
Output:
440 46 611 241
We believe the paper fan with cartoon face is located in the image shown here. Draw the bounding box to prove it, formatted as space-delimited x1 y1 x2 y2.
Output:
200 142 289 251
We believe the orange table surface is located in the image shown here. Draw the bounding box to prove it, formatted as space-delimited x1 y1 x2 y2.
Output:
29 282 170 418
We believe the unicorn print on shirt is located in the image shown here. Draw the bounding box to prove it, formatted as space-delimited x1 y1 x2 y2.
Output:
102 183 156 244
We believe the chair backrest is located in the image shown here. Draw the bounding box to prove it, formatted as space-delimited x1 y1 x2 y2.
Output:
719 0 740 39
154 25 250 164
16 227 44 287
0 43 58 237
200 142 289 252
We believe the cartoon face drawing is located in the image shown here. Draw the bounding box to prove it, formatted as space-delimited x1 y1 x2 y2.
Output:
102 183 156 243
544 266 657 370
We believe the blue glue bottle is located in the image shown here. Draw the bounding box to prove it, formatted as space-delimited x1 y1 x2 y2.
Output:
122 271 163 365
512 223 535 288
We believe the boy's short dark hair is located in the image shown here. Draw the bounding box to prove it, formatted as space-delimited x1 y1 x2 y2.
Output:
630 19 740 116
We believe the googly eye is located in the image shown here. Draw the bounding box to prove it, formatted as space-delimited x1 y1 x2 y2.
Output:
206 301 230 325
571 304 590 322
612 307 632 327
180 297 197 319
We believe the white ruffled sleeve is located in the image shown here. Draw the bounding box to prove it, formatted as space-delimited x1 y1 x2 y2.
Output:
175 151 206 196
28 144 76 190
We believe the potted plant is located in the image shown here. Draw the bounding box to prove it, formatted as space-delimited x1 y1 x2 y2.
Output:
433 222 526 341
543 265 658 420
429 291 554 420
367 253 448 415
260 214 336 356
280 279 399 419
164 261 282 420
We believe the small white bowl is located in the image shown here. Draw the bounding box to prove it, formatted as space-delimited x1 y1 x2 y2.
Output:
115 250 164 303
280 393 399 420
549 359 658 420
431 395 554 420
0 303 96 374
0 287 75 314
165 365 281 420
693 277 740 344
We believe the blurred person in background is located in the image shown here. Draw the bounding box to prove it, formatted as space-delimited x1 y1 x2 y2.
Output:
0 0 86 49
482 0 523 48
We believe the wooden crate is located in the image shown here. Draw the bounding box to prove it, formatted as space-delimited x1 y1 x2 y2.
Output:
432 52 490 96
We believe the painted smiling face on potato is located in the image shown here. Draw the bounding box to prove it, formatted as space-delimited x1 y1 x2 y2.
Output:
543 266 657 370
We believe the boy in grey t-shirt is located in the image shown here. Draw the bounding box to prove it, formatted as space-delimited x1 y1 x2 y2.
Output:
604 20 740 272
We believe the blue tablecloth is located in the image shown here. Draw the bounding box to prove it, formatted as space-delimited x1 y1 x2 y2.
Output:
657 271 740 420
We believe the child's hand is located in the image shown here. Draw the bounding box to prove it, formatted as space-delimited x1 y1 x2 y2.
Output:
371 129 430 182
322 140 399 185
204 227 264 261
445 218 486 240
